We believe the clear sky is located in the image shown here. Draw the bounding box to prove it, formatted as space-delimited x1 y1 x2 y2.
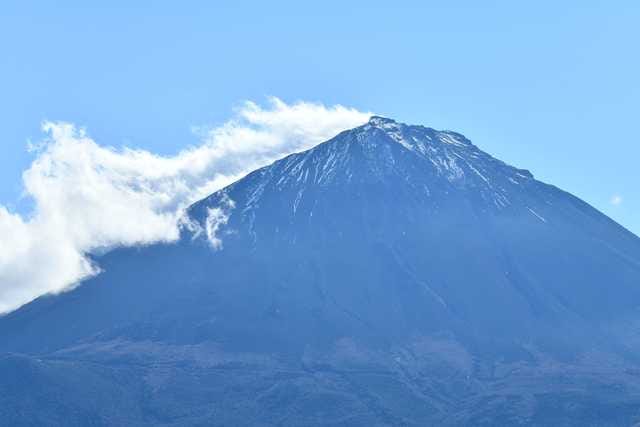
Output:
1 1 638 234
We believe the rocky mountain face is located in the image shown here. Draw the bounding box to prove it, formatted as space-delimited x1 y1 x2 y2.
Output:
2 117 640 426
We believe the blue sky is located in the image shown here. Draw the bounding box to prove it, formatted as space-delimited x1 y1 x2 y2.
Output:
1 1 639 234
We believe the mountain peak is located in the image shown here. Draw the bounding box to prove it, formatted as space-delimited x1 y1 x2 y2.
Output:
4 114 640 426
190 117 538 232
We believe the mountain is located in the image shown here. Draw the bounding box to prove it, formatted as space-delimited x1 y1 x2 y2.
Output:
2 117 640 426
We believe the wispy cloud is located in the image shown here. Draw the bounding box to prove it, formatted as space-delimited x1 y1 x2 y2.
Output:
0 98 371 314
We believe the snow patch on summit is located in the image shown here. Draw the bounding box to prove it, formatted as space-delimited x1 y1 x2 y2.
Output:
190 116 541 241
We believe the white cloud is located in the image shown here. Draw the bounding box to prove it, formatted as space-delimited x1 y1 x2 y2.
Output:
610 194 623 206
204 195 236 250
0 98 371 314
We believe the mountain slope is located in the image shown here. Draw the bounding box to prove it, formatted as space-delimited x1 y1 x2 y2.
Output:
2 117 640 426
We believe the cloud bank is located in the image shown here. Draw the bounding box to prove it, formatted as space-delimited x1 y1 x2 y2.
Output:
0 98 370 314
